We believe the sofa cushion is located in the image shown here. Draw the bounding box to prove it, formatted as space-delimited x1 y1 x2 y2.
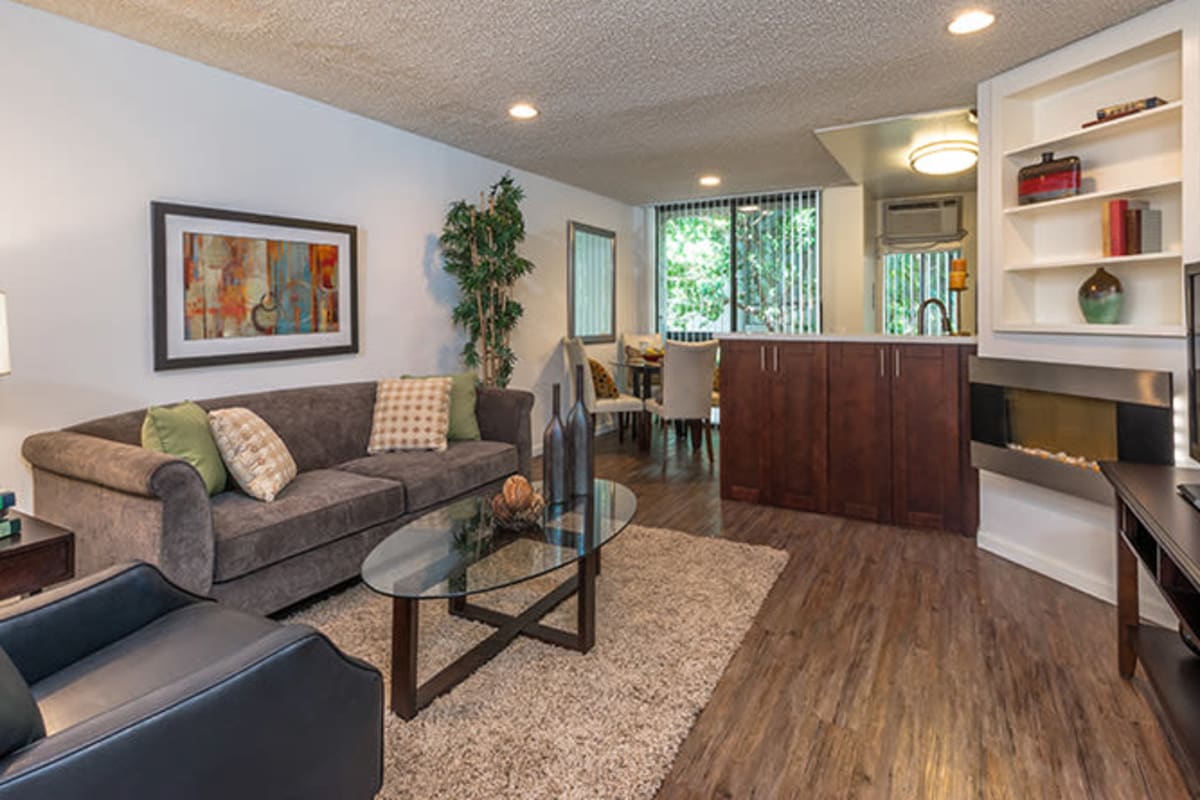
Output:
210 470 406 582
404 372 481 441
32 603 278 735
336 440 518 511
209 408 298 502
69 383 379 472
141 401 228 496
368 377 453 454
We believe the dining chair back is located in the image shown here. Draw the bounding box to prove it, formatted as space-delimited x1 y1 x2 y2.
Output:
658 339 719 421
561 336 597 412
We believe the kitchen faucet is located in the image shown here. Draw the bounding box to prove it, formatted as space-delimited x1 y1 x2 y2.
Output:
917 297 952 335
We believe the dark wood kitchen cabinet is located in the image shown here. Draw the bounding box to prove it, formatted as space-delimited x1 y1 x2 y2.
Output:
828 342 892 522
891 344 974 533
721 338 977 535
719 339 828 511
719 339 771 503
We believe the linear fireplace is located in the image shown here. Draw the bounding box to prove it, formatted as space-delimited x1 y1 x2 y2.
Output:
969 357 1174 504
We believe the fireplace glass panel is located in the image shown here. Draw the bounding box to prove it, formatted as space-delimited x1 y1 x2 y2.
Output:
1007 388 1118 467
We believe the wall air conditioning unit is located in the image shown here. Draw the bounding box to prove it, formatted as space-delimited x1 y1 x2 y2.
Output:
881 196 965 246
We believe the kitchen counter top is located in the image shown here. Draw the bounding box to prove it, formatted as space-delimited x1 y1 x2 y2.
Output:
717 333 977 345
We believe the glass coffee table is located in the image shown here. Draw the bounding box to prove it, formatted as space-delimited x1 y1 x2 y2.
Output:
361 479 636 719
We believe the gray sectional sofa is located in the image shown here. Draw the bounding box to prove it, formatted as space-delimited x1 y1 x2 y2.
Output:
22 381 533 615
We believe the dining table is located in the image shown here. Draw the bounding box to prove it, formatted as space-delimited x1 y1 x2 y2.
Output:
609 358 661 452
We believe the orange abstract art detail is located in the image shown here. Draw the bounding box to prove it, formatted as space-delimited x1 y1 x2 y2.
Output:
182 233 340 340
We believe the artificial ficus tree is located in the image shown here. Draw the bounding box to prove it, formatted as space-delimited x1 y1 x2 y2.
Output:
440 173 535 388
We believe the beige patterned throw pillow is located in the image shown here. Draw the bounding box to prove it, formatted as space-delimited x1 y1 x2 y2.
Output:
369 377 453 453
208 408 298 502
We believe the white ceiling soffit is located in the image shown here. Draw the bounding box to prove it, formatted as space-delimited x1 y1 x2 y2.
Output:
18 0 1167 204
816 108 977 200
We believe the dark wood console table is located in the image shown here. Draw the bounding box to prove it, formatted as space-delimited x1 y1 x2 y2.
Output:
1101 461 1200 793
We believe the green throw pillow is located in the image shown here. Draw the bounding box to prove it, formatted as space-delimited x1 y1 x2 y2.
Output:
141 401 228 495
402 372 481 441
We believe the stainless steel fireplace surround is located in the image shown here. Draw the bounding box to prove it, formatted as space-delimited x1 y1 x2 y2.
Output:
969 357 1173 504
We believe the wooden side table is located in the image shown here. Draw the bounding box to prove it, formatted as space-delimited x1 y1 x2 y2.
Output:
0 511 74 600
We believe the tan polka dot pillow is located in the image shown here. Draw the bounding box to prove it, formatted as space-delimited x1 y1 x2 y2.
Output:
208 408 298 502
368 377 454 454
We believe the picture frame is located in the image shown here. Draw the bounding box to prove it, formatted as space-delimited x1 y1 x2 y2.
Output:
152 202 358 370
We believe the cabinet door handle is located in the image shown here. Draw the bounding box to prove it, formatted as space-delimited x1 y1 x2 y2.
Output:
760 346 766 371
773 346 779 373
894 350 901 378
878 348 884 377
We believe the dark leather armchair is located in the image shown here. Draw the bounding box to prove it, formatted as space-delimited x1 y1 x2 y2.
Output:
0 563 383 799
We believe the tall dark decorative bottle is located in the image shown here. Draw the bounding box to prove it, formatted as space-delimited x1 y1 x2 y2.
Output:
565 364 594 497
542 383 568 505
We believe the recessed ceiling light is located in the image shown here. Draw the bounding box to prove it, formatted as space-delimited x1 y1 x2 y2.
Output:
948 9 995 35
909 140 978 175
508 102 539 120
699 175 721 187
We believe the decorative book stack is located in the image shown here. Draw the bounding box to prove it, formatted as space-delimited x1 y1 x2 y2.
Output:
1101 199 1162 257
0 492 19 539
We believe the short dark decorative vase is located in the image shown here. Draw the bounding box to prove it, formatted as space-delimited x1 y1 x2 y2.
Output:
565 365 594 498
542 383 568 505
1077 267 1124 324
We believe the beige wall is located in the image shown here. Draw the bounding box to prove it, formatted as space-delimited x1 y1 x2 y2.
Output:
820 185 870 333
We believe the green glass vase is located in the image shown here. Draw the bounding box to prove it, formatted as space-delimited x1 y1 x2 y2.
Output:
1077 267 1123 324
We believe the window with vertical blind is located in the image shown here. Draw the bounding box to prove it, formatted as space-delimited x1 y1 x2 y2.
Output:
881 248 961 335
568 221 616 343
655 190 820 337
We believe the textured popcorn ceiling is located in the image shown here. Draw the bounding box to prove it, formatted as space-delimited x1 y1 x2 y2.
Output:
20 0 1166 203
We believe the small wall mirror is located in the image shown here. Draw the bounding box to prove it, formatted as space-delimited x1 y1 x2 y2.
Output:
568 221 616 343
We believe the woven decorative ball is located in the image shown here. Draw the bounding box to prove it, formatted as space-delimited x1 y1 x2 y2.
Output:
491 475 545 528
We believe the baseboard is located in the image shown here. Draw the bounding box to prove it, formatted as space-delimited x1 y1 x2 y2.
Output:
977 530 1175 628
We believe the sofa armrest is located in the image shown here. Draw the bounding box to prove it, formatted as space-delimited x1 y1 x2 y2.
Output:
476 386 534 478
22 431 186 498
0 627 383 800
23 431 215 596
0 563 201 685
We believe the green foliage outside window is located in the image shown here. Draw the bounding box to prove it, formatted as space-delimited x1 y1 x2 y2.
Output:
658 195 820 334
882 249 960 335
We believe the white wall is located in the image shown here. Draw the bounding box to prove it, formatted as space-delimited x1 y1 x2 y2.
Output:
0 0 647 503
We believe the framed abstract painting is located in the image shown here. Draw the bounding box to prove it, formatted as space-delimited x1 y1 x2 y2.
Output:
151 202 358 370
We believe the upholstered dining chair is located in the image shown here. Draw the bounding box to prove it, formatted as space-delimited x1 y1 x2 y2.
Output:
645 339 719 468
562 337 645 442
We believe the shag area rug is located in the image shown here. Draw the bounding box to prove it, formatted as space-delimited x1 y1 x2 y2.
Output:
287 525 788 800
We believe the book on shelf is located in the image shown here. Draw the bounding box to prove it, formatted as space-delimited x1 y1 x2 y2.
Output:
1095 96 1167 120
1101 200 1159 256
1142 209 1162 254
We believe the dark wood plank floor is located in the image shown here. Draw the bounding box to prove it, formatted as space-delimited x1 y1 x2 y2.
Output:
557 427 1189 798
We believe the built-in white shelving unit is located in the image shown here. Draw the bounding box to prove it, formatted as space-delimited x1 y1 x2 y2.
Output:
983 29 1190 336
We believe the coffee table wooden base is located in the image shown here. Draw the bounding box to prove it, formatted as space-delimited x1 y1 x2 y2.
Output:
389 551 598 720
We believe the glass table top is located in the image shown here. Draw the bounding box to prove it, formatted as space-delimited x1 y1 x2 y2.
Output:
361 479 636 600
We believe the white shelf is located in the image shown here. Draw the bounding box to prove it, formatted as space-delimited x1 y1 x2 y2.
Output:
995 322 1185 338
1003 178 1181 215
1004 251 1182 272
1003 100 1182 158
